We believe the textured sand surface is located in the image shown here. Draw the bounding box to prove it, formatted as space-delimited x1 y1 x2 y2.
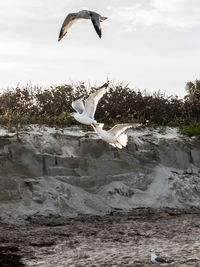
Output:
0 211 200 266
0 126 200 266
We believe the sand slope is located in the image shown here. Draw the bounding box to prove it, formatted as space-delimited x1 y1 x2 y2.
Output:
0 126 200 223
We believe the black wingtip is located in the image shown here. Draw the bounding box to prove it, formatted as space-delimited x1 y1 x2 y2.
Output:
99 82 109 89
58 28 66 42
90 17 102 38
58 34 62 42
97 29 102 38
94 26 101 38
97 30 102 38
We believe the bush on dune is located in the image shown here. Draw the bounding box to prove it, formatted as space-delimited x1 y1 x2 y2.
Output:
179 122 200 136
0 81 200 135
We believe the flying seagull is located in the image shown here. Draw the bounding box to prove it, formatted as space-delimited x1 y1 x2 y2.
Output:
58 10 108 40
151 251 169 264
92 123 142 149
70 82 109 126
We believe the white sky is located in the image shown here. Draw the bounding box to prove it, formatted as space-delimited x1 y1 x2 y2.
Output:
0 0 200 97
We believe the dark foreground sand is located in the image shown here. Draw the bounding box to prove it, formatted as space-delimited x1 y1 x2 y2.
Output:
0 210 200 267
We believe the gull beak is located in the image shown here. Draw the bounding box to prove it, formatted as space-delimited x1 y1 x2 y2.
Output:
69 113 73 117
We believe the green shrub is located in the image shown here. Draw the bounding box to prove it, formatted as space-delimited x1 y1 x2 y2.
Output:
179 123 200 136
0 82 200 129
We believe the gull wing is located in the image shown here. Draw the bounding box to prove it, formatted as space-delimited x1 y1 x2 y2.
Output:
108 123 142 137
58 13 78 41
155 256 167 263
89 11 102 38
83 83 108 119
72 98 85 114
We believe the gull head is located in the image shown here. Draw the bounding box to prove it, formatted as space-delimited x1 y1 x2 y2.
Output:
150 249 156 255
71 14 77 20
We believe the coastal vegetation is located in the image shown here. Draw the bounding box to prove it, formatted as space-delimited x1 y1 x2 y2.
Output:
0 80 200 136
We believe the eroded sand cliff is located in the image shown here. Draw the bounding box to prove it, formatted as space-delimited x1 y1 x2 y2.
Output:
0 126 200 223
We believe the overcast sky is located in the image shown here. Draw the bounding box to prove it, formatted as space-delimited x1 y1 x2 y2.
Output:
0 0 200 97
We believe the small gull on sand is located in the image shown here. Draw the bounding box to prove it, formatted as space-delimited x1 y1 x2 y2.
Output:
58 10 108 40
70 82 109 126
93 123 142 149
151 250 169 264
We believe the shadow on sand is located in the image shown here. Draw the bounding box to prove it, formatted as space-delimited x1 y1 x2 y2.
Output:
0 246 24 267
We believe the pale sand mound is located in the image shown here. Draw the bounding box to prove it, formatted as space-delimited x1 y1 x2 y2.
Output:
0 126 200 223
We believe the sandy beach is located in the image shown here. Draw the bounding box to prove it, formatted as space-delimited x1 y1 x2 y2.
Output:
1 210 200 267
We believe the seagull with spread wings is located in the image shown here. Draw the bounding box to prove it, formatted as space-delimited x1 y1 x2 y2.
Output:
58 10 108 40
70 82 109 126
92 123 142 149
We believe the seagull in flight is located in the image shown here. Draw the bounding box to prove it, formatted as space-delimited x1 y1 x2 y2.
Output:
70 82 109 126
93 123 142 149
58 10 108 40
151 250 169 264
